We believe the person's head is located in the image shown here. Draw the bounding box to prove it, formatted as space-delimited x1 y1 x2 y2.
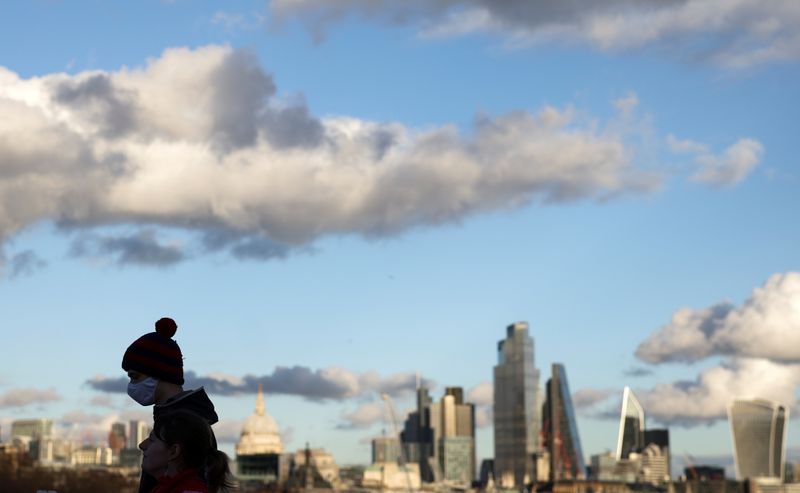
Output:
140 411 235 492
122 317 184 405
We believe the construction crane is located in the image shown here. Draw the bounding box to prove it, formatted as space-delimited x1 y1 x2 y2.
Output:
381 393 415 493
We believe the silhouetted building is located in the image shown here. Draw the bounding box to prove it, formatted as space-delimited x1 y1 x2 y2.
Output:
542 363 585 481
685 465 725 481
616 387 645 460
285 444 337 489
728 398 788 481
494 321 540 488
478 459 496 488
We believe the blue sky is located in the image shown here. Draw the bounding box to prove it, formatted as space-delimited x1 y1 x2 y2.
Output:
0 0 799 470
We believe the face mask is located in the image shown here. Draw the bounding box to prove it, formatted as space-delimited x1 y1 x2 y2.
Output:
127 377 158 406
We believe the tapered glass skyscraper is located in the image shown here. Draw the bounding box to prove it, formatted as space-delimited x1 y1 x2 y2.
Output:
616 386 645 460
728 399 789 481
542 363 585 481
493 322 539 489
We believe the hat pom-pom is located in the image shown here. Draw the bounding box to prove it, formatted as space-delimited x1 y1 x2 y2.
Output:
155 317 177 338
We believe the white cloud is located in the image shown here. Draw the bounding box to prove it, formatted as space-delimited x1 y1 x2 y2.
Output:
666 135 763 186
638 358 800 425
211 12 249 31
690 138 763 186
338 402 387 429
0 387 61 408
270 0 800 68
572 388 617 411
212 419 245 444
626 272 800 426
637 272 800 364
613 94 639 116
666 134 708 154
0 45 660 268
467 382 494 428
89 394 116 408
466 381 492 406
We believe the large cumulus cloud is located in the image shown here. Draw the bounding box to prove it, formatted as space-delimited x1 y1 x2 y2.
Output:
573 272 800 426
0 45 668 269
628 272 800 425
271 0 800 68
636 272 800 364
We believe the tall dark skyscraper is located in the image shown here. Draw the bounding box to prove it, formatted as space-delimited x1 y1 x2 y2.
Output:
493 322 539 489
728 398 788 480
401 385 435 481
542 363 585 481
616 386 645 460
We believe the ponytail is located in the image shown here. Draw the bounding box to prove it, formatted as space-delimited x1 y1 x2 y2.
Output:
206 449 237 493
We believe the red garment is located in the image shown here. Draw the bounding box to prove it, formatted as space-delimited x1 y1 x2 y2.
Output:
150 468 208 493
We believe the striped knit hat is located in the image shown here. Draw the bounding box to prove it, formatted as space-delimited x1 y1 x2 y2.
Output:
121 318 184 385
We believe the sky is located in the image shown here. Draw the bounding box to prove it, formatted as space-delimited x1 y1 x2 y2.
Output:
0 0 799 472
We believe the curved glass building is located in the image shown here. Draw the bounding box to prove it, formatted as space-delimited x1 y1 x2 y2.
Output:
728 398 788 481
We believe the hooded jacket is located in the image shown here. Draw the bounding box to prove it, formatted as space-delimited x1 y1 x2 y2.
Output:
138 387 219 493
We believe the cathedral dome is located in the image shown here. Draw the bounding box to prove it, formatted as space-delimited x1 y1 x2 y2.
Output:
236 384 283 456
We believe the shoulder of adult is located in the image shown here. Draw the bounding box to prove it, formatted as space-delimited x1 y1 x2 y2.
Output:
154 387 219 424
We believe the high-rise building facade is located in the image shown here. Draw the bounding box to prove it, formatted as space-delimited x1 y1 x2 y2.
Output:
644 429 670 479
542 363 585 481
372 437 401 464
109 422 127 452
11 419 53 440
728 398 789 481
401 385 434 481
494 322 539 488
401 384 476 484
128 420 149 449
616 386 645 460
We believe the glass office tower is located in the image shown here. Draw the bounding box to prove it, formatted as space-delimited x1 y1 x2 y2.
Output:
493 322 539 488
728 398 789 480
616 386 645 460
543 364 585 481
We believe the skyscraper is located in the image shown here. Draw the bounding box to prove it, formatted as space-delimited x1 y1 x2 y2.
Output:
401 384 435 481
108 422 127 451
542 363 585 481
401 384 476 484
128 420 149 449
728 398 789 481
494 322 539 488
11 419 53 440
438 388 476 484
616 386 645 460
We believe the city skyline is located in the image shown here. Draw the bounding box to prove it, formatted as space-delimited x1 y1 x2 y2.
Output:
0 0 798 471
